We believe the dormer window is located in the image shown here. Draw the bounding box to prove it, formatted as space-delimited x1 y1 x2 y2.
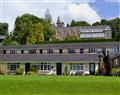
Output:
29 49 36 54
68 49 76 54
10 50 16 54
47 49 53 54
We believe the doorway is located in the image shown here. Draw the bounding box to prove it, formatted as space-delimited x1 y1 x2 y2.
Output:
25 63 30 74
56 63 62 75
89 63 95 75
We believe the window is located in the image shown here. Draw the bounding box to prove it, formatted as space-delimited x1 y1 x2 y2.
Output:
7 63 19 71
47 49 53 54
70 63 83 71
40 49 43 54
113 46 120 53
59 49 63 54
89 48 97 53
37 63 51 71
10 50 16 54
21 50 24 54
68 49 76 54
80 48 84 53
29 49 36 54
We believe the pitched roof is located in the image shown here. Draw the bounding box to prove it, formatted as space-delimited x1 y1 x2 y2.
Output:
0 42 120 50
0 54 98 62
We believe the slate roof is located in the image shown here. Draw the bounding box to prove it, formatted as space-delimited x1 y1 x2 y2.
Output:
0 42 120 50
0 54 98 62
53 25 111 33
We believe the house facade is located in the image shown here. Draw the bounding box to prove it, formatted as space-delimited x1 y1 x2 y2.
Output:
52 17 112 40
0 42 120 75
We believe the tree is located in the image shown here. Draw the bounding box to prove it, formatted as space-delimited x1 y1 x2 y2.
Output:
43 20 53 41
108 18 120 41
26 21 35 45
101 19 108 25
0 23 8 36
33 23 44 43
13 13 52 44
93 17 120 41
70 20 91 27
92 22 101 26
44 8 52 23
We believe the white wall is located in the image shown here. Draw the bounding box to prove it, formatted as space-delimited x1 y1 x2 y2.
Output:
80 33 105 38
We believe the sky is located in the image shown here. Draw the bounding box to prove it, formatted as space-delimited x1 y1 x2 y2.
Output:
0 0 120 32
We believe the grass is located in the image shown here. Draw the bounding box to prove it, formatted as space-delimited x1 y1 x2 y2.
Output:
0 76 120 95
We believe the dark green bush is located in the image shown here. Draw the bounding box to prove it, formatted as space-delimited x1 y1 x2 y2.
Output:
16 68 24 75
27 71 36 75
29 66 37 73
112 68 120 76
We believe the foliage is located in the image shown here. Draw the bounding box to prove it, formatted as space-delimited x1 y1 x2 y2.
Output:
64 35 78 40
69 20 91 27
2 35 19 45
37 38 113 44
92 18 120 41
29 66 37 73
13 13 52 44
33 23 44 43
2 36 12 45
63 64 69 75
16 68 24 75
27 71 36 75
112 68 120 76
92 22 101 26
0 23 8 36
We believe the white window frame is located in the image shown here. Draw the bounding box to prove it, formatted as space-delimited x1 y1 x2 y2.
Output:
70 63 83 71
34 63 51 71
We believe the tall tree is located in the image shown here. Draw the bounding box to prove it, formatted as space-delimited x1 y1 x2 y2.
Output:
0 23 8 36
43 20 53 41
33 23 44 43
26 21 35 45
44 8 52 23
13 13 52 44
93 17 120 41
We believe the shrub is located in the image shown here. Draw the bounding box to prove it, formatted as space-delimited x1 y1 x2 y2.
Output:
112 68 120 76
63 64 69 75
27 71 36 75
29 66 37 73
16 68 24 75
0 68 5 75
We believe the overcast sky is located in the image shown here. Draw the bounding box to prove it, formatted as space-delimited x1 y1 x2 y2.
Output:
0 0 120 32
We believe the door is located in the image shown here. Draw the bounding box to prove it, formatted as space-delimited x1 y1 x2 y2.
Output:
89 63 95 75
56 63 62 75
25 63 30 73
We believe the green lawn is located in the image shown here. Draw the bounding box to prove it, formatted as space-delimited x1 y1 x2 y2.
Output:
0 76 119 95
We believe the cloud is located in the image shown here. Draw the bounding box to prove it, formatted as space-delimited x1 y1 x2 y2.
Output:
62 3 101 24
1 0 101 31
